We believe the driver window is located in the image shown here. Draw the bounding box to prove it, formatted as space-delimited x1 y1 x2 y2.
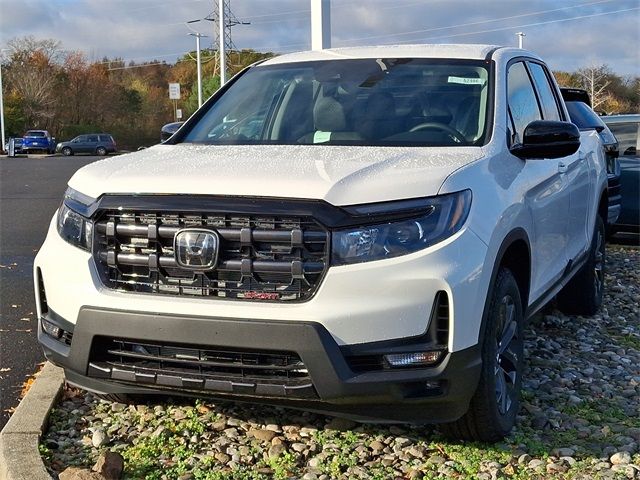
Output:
507 62 542 145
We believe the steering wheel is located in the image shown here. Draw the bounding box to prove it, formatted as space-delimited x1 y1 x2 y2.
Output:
409 122 466 143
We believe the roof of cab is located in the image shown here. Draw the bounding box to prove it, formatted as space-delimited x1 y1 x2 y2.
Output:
261 44 505 66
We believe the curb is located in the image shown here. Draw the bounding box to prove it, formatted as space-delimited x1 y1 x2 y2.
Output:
0 362 64 480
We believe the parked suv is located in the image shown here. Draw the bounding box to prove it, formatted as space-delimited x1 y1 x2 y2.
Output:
602 114 640 232
22 130 55 154
560 88 622 229
35 45 607 441
56 134 117 156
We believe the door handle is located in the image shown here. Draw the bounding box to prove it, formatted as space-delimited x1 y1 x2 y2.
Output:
558 162 568 173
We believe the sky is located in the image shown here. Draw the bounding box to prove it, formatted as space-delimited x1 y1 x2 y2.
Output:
0 0 638 75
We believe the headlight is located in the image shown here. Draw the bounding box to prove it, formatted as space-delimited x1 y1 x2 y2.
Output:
332 190 472 265
56 188 94 251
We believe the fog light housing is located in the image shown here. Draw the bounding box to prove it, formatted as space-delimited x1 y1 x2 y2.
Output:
384 350 443 367
41 318 62 339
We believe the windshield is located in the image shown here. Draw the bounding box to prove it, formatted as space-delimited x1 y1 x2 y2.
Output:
26 131 46 137
182 59 491 147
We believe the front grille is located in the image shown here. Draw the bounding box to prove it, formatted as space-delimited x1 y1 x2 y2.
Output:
88 338 316 398
93 208 329 301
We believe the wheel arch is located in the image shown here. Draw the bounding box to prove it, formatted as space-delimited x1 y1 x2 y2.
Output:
478 228 531 342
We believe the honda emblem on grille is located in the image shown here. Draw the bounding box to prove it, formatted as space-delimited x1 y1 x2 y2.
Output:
174 229 219 270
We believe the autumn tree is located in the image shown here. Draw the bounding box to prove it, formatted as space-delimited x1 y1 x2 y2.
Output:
4 37 62 130
576 64 613 111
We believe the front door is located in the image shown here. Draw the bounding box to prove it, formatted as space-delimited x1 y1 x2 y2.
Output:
507 61 570 301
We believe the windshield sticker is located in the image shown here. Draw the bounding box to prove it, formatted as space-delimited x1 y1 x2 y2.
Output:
314 131 332 143
448 76 486 86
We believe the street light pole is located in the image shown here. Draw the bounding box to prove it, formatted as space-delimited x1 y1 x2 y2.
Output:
188 32 207 108
516 32 526 49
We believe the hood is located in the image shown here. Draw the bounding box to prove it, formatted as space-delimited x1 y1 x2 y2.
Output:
68 144 484 206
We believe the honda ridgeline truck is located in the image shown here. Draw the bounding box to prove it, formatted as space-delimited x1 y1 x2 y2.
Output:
35 45 607 441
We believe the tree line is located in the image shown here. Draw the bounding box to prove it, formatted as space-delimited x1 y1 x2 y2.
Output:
2 36 272 149
2 36 638 150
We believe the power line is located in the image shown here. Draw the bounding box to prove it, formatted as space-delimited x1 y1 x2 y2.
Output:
337 0 621 44
241 8 311 20
412 6 640 43
250 14 309 26
95 0 635 70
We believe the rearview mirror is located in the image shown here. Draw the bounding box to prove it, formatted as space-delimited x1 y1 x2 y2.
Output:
511 120 580 160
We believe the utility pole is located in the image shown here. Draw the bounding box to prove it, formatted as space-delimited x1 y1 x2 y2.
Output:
516 32 526 49
188 32 208 107
0 48 8 152
0 59 5 152
311 0 331 50
219 0 226 86
206 1 249 87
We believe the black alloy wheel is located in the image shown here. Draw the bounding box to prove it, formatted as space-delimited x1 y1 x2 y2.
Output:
440 268 524 441
557 215 606 316
494 294 521 416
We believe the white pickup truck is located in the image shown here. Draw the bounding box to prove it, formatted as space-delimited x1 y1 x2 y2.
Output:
35 44 607 441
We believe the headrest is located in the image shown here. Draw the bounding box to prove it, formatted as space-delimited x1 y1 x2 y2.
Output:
366 92 396 120
314 97 346 132
423 101 452 125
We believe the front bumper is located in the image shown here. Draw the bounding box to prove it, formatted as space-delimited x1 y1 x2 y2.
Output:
39 306 481 423
34 210 490 422
34 214 490 350
23 142 49 151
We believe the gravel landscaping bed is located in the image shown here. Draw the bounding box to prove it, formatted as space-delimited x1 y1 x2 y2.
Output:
40 244 640 479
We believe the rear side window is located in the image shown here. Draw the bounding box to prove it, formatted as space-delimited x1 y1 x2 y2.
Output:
528 63 561 121
507 62 542 144
99 135 112 142
87 135 99 142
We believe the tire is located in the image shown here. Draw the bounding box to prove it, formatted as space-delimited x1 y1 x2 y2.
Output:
62 147 73 156
96 146 107 156
440 269 524 441
557 215 605 316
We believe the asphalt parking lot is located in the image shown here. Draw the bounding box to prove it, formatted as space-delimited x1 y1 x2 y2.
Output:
0 155 100 429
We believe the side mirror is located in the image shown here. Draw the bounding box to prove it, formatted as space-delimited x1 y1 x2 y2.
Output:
511 120 580 160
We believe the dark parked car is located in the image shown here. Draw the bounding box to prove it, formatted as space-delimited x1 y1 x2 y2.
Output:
161 121 184 142
561 88 621 229
602 114 640 232
56 134 117 156
22 130 55 154
560 87 591 106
